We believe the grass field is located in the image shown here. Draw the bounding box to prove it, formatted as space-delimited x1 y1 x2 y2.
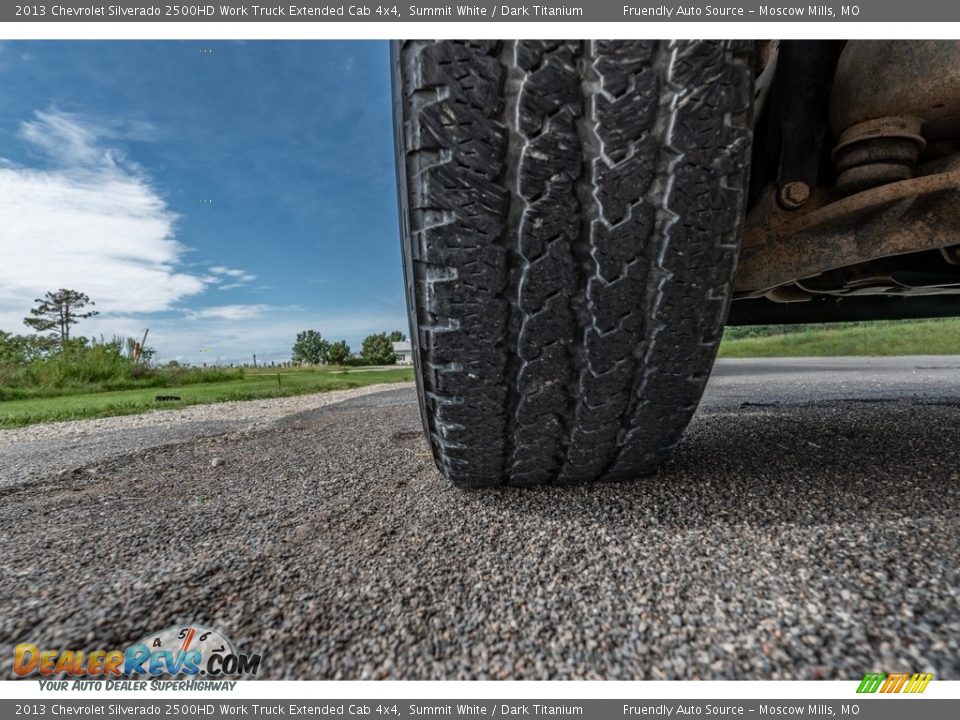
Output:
719 317 960 358
4 318 959 428
0 366 413 428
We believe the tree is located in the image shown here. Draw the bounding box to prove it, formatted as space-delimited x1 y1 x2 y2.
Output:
23 289 98 351
292 330 330 365
388 330 407 342
0 331 29 365
361 332 396 365
327 340 351 365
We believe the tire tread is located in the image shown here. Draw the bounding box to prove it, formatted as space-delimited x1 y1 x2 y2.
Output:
396 40 751 487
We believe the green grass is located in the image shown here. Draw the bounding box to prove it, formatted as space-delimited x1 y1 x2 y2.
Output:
719 318 960 358
0 366 244 402
0 366 413 428
6 318 957 426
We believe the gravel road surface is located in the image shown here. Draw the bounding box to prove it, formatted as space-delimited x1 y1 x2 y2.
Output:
0 383 401 491
1 357 958 680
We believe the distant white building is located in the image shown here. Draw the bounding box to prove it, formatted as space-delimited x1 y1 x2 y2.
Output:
392 340 413 365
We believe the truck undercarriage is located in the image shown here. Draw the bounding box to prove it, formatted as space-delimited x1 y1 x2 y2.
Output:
732 40 960 325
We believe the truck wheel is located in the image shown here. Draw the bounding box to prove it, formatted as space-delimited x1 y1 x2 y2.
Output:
393 40 752 487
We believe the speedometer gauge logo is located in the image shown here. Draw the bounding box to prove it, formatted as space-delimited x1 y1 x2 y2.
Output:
125 625 260 677
133 625 236 674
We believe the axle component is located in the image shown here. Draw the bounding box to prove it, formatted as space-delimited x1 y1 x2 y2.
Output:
735 161 960 294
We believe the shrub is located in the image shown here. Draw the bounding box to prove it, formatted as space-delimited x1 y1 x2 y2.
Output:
0 334 244 400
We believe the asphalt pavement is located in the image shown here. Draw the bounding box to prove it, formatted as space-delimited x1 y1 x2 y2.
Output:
1 357 958 679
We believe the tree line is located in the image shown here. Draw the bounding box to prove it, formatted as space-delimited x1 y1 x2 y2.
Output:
1 287 409 370
291 329 406 366
0 289 194 397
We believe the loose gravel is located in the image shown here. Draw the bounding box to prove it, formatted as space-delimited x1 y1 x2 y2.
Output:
0 383 404 490
0 359 958 680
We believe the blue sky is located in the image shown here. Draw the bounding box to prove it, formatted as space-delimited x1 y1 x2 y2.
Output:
0 41 407 364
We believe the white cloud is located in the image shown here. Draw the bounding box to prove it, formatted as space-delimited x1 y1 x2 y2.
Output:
0 110 206 331
184 304 280 321
19 110 102 165
207 265 256 286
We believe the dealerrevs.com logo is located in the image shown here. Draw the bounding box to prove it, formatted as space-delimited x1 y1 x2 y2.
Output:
14 625 261 679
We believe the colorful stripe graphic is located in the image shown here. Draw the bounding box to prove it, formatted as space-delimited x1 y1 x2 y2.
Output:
857 672 933 694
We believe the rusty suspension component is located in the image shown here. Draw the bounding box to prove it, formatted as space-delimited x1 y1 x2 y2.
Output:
734 41 960 296
735 161 960 294
829 41 960 195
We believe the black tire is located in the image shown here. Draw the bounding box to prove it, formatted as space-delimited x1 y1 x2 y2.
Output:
393 40 752 487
